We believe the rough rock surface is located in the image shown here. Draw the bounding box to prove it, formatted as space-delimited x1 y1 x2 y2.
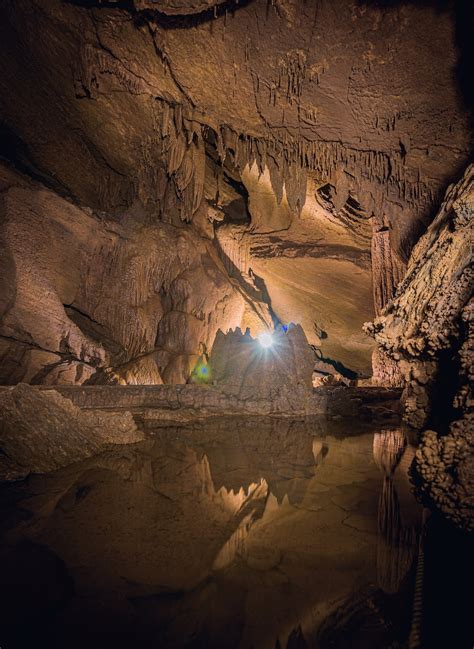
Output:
0 164 270 385
0 0 471 382
0 384 144 480
415 425 473 532
366 166 473 429
367 165 474 529
208 324 314 394
0 384 401 426
1 0 465 239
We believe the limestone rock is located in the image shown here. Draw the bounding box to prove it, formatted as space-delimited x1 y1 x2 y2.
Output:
366 164 474 428
0 164 253 386
0 384 144 480
132 0 229 15
367 166 474 529
0 0 471 381
415 425 474 531
207 324 314 399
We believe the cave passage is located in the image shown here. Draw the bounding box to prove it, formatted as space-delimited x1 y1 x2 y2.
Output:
0 0 472 647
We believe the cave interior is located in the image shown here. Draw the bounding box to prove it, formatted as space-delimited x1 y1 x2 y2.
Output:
0 0 472 648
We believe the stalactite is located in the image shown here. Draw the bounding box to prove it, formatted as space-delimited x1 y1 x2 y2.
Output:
191 136 206 214
79 43 147 98
149 93 436 227
267 154 284 205
278 50 307 103
371 218 406 317
285 163 307 213
151 99 207 222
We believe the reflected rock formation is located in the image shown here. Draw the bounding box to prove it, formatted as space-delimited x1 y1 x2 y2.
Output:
373 430 419 594
0 383 143 480
0 418 422 649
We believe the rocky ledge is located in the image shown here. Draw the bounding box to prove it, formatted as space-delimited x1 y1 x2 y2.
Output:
0 383 401 423
0 384 144 481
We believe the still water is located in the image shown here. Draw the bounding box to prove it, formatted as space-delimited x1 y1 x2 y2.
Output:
0 417 422 649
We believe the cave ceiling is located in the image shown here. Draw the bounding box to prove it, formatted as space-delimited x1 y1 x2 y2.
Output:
0 0 471 383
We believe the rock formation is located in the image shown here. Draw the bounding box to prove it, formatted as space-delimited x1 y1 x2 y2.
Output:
373 430 419 594
367 166 473 530
0 163 267 385
0 0 471 384
208 324 314 392
0 383 144 480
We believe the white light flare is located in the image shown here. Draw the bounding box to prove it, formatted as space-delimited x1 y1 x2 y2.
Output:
258 332 274 349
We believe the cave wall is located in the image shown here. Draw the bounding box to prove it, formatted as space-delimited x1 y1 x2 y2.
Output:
0 0 471 384
216 163 376 374
367 165 473 529
0 163 259 384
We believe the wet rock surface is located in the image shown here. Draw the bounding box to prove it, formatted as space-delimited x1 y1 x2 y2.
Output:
0 384 143 480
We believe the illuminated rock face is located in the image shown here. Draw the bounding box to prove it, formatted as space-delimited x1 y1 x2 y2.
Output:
0 0 471 384
208 324 314 396
0 165 258 385
367 165 474 530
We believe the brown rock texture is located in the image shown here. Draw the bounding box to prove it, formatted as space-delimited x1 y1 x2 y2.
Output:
0 384 401 425
207 323 315 397
366 165 474 529
0 163 264 385
0 383 144 480
132 0 230 14
0 0 471 383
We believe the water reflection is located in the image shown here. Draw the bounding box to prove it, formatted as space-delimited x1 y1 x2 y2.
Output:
0 417 422 649
374 430 418 594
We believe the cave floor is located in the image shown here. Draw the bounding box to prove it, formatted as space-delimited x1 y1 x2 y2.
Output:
0 415 424 649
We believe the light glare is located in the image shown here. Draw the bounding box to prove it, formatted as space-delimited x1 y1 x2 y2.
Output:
258 332 274 348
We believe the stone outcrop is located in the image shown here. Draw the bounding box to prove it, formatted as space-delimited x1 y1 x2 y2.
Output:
208 324 314 393
0 383 144 480
0 384 401 427
366 166 473 429
0 163 271 385
367 165 474 529
415 425 473 532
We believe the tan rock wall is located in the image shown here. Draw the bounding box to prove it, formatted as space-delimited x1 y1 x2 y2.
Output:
0 164 250 385
367 165 474 529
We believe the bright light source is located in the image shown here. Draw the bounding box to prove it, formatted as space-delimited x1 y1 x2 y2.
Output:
258 332 274 348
